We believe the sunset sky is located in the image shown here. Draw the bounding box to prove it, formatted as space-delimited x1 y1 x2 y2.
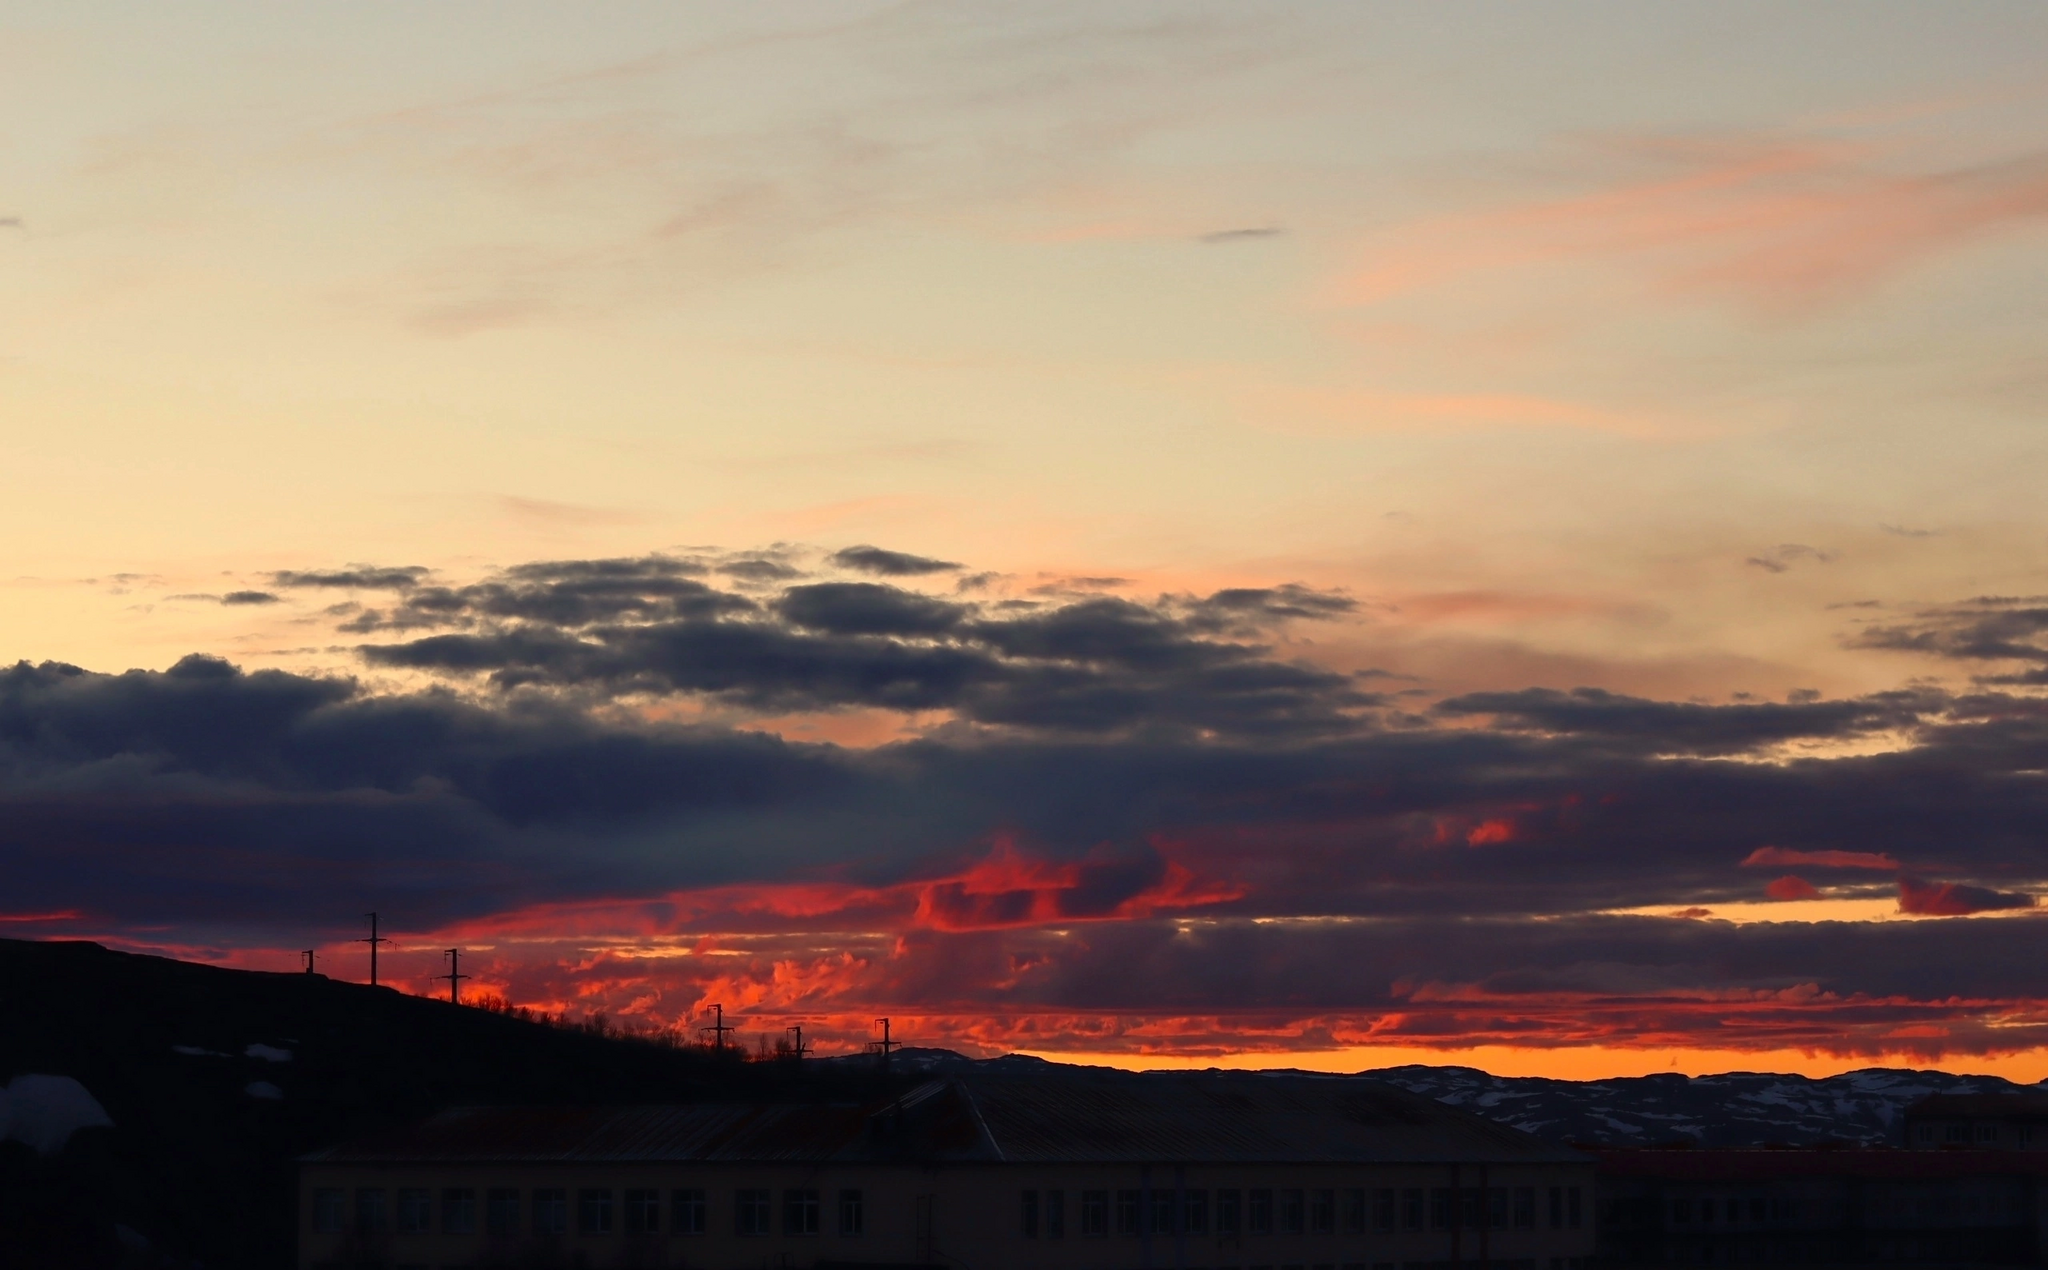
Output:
7 2 2048 1079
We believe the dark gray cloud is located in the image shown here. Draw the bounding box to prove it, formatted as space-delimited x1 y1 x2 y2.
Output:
220 591 281 606
342 559 1367 739
1855 597 2048 683
270 566 431 589
828 545 962 576
1436 686 1937 754
1198 226 1283 243
774 582 966 637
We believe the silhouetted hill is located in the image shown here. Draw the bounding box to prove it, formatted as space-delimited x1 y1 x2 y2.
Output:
0 939 895 1270
9 938 2046 1269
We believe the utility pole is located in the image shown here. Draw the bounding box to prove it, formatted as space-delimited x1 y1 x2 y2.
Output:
358 912 390 986
439 948 470 1004
301 949 316 975
700 1003 735 1054
874 1017 898 1072
786 1024 808 1063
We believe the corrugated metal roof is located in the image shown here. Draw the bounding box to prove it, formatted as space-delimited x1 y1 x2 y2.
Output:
305 1074 1586 1167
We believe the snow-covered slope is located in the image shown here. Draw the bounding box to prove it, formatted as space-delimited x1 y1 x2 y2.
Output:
1363 1065 2030 1147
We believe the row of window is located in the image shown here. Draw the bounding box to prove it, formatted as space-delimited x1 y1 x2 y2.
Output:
1019 1187 1583 1239
1913 1123 2038 1144
310 1187 864 1238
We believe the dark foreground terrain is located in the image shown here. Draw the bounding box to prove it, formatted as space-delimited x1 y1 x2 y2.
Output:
5 938 2042 1269
0 939 891 1270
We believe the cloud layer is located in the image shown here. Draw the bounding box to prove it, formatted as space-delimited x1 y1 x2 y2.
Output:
11 550 2048 1063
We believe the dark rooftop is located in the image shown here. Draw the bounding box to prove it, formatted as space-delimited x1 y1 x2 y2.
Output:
1597 1149 2048 1181
305 1074 1588 1167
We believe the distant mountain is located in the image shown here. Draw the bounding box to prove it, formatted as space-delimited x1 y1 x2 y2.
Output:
1361 1065 2040 1148
835 1049 2043 1149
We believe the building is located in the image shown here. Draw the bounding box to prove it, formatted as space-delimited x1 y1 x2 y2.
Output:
1904 1096 2048 1151
299 1074 1596 1270
1596 1147 2048 1266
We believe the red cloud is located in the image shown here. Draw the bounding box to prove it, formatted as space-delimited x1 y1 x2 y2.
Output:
1465 819 1516 846
1765 875 1820 901
1898 875 2037 917
1742 846 1900 871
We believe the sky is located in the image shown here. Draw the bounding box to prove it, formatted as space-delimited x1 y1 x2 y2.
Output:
6 1 2048 1079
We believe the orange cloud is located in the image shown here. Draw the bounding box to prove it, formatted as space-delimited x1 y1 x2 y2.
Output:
1742 846 1901 871
1340 137 2048 313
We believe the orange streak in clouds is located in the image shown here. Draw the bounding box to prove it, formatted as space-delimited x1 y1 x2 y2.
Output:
1743 846 1901 871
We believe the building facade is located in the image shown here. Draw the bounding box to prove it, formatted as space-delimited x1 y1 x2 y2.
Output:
299 1074 1597 1270
1596 1148 2048 1266
1904 1095 2048 1151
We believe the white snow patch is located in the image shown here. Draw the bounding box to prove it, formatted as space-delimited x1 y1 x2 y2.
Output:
244 1044 292 1063
244 1081 283 1101
1 1075 113 1154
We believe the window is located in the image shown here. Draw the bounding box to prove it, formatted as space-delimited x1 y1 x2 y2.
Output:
1460 1189 1481 1230
442 1188 476 1235
1311 1189 1334 1234
312 1188 345 1234
1429 1189 1450 1231
395 1188 431 1234
785 1189 820 1235
672 1189 706 1236
1344 1189 1365 1235
1118 1190 1141 1236
486 1188 520 1236
1402 1189 1423 1231
1250 1189 1274 1235
1917 1125 1934 1142
1282 1189 1305 1234
533 1189 567 1236
1513 1187 1534 1230
1186 1189 1209 1235
578 1189 613 1235
839 1189 864 1236
1022 1190 1040 1238
1081 1190 1109 1237
1749 1197 1767 1223
735 1189 770 1236
1701 1197 1716 1224
356 1189 387 1233
1218 1189 1242 1236
1673 1198 1691 1224
1487 1188 1507 1229
1979 1125 1999 1141
624 1189 659 1235
1374 1189 1395 1232
1548 1186 1563 1229
1154 1191 1177 1235
1046 1189 1065 1238
1568 1187 1581 1230
1946 1125 1969 1142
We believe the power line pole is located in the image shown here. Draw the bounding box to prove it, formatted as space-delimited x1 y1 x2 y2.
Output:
301 949 316 975
786 1024 808 1063
357 912 390 986
874 1017 898 1072
700 1003 735 1054
440 948 470 1004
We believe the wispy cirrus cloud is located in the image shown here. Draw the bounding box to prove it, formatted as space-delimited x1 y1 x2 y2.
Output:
1340 136 2048 315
